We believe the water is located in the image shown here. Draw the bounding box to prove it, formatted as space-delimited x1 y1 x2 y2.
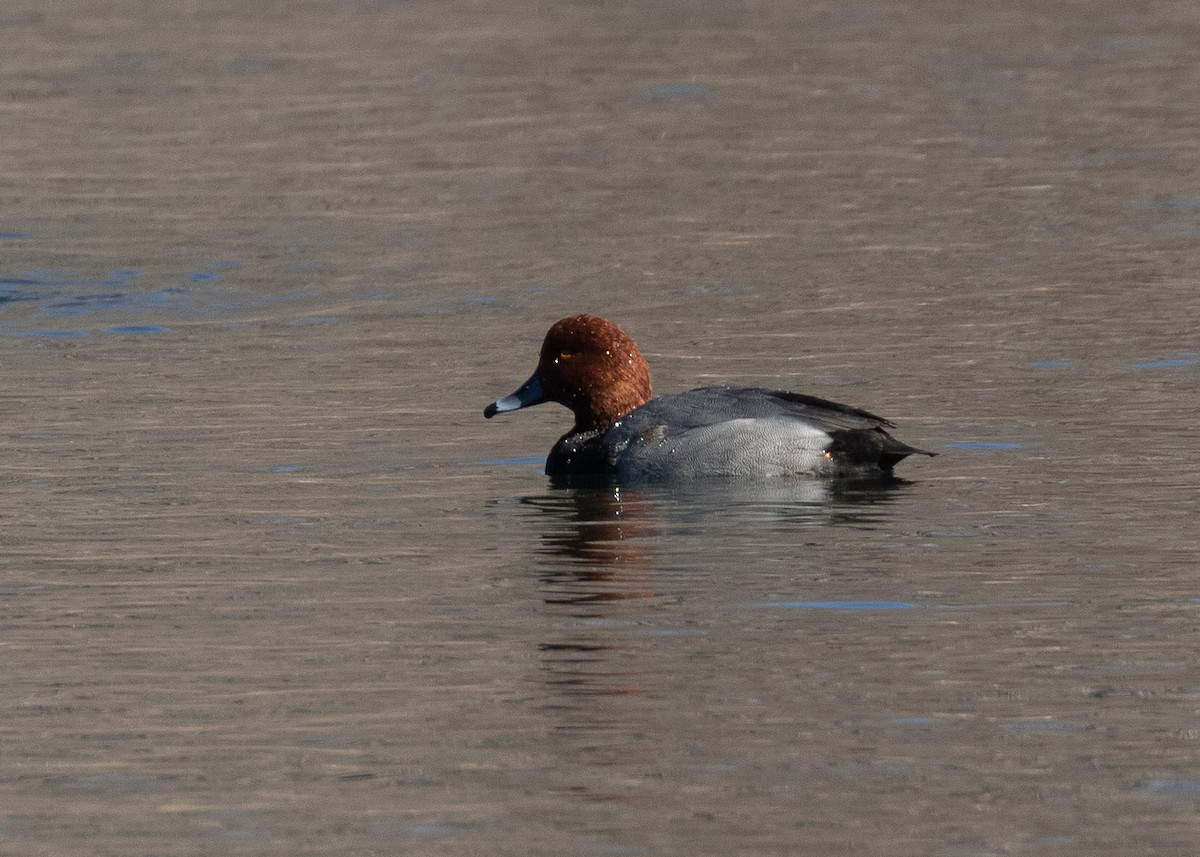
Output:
3 2 1200 855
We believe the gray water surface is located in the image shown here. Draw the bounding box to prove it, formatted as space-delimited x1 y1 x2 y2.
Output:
3 2 1199 855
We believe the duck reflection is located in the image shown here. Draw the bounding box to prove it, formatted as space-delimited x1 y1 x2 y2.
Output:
523 487 656 606
507 487 656 774
504 478 911 776
517 476 911 611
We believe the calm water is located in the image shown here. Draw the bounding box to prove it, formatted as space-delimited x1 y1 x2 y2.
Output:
3 2 1200 855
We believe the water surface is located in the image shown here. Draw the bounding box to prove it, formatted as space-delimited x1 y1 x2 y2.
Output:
3 2 1199 855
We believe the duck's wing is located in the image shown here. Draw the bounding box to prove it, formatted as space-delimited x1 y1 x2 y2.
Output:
724 387 896 429
611 387 933 473
619 386 892 432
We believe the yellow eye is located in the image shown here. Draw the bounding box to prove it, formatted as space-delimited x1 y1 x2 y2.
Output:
558 351 574 361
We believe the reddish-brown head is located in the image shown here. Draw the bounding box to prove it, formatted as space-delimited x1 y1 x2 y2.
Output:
484 314 653 432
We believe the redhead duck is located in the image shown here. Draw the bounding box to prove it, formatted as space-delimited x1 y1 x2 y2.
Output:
484 314 934 482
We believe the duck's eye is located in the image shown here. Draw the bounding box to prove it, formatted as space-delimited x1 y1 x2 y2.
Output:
558 351 574 362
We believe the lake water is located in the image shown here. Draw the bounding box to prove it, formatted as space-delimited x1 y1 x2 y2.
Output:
3 2 1199 855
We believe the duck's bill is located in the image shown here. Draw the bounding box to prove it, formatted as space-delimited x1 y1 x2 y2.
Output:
484 372 546 418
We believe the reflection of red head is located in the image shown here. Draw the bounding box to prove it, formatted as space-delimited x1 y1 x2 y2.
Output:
540 489 655 603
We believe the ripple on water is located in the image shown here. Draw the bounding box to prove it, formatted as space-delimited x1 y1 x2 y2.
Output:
743 600 920 611
7 329 88 338
997 720 1091 734
0 262 335 328
888 715 940 726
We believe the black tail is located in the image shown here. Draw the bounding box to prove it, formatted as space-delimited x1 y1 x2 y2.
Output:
828 428 936 471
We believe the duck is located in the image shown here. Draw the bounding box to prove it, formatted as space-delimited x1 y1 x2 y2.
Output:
484 313 934 482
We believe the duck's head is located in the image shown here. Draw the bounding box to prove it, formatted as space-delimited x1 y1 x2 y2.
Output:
484 314 653 432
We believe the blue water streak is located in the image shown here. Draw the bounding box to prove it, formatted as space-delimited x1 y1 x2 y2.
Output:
650 83 710 97
1126 198 1200 209
106 325 169 335
1137 779 1200 796
481 456 544 466
8 329 89 338
1132 357 1197 369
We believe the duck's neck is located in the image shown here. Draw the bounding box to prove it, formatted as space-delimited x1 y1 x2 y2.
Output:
570 384 650 433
